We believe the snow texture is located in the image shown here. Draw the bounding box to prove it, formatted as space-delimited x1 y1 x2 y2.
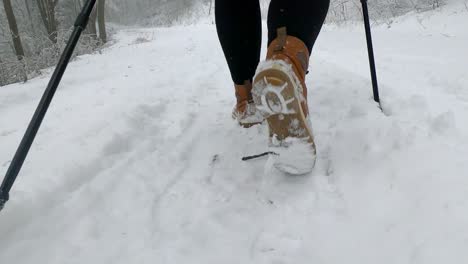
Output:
269 137 317 175
1 3 468 263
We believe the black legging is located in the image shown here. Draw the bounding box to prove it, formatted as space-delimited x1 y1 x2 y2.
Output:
215 0 330 85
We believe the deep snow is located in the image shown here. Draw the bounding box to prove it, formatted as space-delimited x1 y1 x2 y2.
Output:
1 3 468 263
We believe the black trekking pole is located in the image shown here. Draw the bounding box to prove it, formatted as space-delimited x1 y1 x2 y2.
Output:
360 0 382 108
0 0 97 212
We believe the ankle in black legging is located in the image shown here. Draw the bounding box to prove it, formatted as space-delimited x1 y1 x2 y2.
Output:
215 0 330 85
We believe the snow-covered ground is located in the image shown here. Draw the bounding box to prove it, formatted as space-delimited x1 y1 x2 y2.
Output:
1 3 468 263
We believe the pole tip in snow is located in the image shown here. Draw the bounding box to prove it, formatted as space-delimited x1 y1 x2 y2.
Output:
0 190 8 212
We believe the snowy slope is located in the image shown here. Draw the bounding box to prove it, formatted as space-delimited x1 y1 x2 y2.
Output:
1 4 468 263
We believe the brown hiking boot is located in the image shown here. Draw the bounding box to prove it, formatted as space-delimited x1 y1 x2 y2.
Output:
232 80 264 127
252 27 317 174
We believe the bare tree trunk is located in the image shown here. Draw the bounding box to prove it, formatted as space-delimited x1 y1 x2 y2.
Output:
86 4 97 38
3 0 25 59
48 1 58 43
208 0 213 15
24 0 36 33
0 58 4 85
36 0 58 43
97 0 106 43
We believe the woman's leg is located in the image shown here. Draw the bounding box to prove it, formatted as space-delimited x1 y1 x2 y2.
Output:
215 0 262 85
268 0 330 53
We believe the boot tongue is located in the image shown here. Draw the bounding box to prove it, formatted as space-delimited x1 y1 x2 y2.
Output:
273 27 288 52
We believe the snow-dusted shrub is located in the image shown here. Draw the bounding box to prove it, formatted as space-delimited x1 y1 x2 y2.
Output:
254 0 447 25
0 28 107 87
325 0 447 24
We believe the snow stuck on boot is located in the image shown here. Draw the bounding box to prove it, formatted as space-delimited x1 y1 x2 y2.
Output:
233 101 265 127
268 136 316 175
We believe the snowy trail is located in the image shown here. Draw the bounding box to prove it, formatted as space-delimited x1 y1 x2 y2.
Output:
1 6 468 263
